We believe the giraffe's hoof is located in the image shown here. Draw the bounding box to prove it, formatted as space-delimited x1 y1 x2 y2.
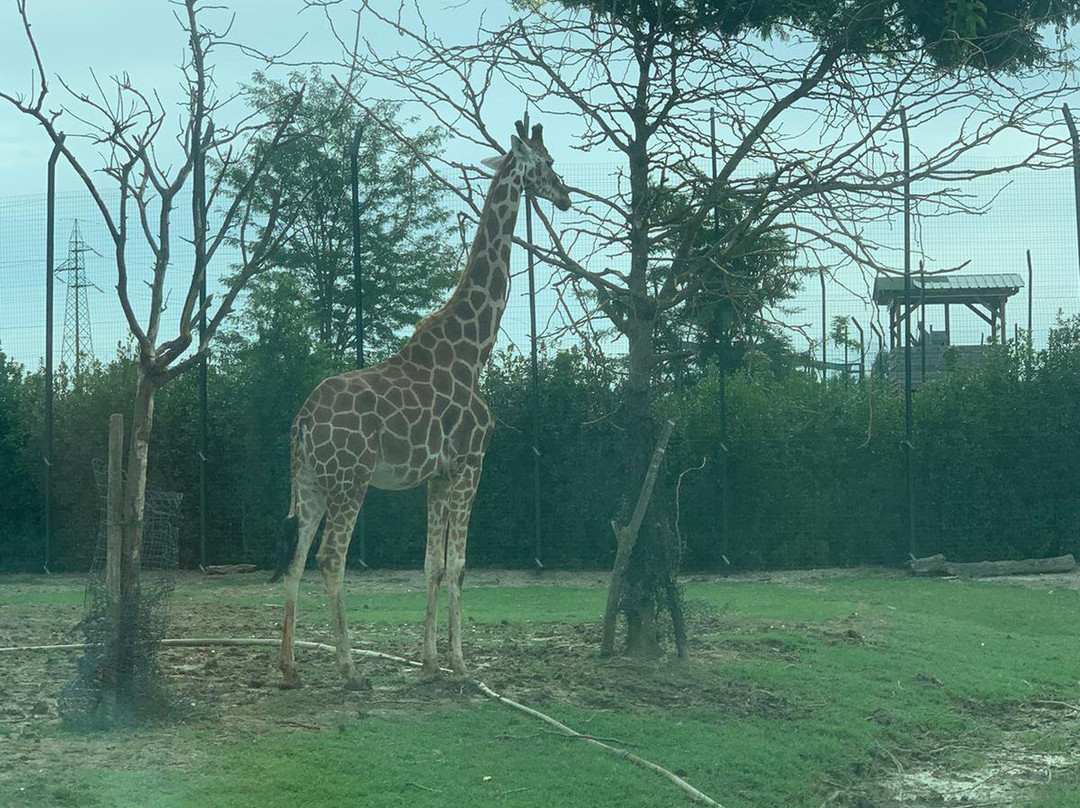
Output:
344 674 372 692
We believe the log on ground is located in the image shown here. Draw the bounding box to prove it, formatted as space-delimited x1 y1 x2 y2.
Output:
202 564 259 575
909 554 1076 578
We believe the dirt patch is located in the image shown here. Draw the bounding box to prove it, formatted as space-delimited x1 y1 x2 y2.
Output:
839 702 1080 807
192 567 612 598
0 573 803 787
686 566 906 589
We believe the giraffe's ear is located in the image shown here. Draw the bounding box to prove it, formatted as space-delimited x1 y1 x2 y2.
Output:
511 133 530 153
481 152 508 170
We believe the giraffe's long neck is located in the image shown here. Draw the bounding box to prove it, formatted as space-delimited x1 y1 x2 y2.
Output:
418 161 522 371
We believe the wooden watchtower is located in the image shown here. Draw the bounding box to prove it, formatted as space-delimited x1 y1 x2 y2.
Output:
872 273 1024 386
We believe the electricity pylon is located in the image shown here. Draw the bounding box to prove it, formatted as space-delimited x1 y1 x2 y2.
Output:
55 220 100 380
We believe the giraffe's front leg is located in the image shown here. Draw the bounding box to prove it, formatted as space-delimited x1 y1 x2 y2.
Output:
421 476 451 682
446 556 468 679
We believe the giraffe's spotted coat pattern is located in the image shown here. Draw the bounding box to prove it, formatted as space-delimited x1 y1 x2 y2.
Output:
277 122 571 686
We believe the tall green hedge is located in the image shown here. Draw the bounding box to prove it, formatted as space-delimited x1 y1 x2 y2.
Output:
3 320 1080 572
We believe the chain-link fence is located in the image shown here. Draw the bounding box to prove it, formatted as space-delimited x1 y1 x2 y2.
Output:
2 155 1079 572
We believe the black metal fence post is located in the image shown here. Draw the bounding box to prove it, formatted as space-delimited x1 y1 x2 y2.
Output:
1062 105 1080 290
350 121 368 569
919 261 927 381
193 115 208 569
44 135 65 573
900 107 916 561
1027 249 1033 342
820 268 827 378
522 109 543 571
352 123 366 370
851 317 865 382
525 192 543 572
709 108 729 564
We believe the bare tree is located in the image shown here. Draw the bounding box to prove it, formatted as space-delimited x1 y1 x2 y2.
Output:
1 0 310 702
316 0 1078 657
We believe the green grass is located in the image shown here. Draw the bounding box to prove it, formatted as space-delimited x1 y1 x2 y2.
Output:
3 571 1079 808
9 707 676 808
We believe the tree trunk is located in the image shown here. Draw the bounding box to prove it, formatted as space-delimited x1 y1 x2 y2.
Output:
113 366 157 709
601 419 674 657
611 50 685 658
625 597 662 658
619 314 669 659
121 367 157 584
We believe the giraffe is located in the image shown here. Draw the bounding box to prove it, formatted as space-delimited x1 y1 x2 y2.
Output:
271 120 572 688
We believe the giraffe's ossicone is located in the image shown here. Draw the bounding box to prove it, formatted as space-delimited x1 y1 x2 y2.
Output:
272 120 572 688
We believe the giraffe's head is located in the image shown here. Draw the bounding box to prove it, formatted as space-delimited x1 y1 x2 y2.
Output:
485 121 572 211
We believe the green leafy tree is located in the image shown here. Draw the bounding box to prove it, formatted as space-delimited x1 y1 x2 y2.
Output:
228 71 457 363
648 185 801 378
0 347 40 569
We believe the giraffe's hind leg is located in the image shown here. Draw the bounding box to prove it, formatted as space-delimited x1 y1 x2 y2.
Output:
318 488 369 689
278 480 324 689
420 475 451 682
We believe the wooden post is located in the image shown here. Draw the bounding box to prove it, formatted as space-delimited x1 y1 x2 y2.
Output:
601 419 675 657
102 413 124 719
106 414 124 602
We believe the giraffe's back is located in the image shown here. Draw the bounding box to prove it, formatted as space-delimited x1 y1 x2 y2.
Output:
292 355 492 496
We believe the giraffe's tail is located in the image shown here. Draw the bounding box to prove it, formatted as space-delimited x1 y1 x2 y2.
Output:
270 419 307 583
269 514 299 583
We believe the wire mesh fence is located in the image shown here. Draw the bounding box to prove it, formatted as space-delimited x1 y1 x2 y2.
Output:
2 155 1080 573
57 461 181 729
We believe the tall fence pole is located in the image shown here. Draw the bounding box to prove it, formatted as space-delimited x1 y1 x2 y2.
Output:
44 135 64 573
193 112 208 570
919 261 927 381
851 317 865 382
710 108 729 561
900 107 916 560
1062 105 1080 289
352 123 366 370
1027 249 1033 341
525 190 543 571
350 121 368 569
820 268 827 377
523 108 543 571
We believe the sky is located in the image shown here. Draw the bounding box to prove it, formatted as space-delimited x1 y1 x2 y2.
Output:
0 0 530 196
2 1 1080 372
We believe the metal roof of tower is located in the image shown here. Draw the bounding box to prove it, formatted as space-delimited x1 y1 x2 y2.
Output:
872 273 1024 305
